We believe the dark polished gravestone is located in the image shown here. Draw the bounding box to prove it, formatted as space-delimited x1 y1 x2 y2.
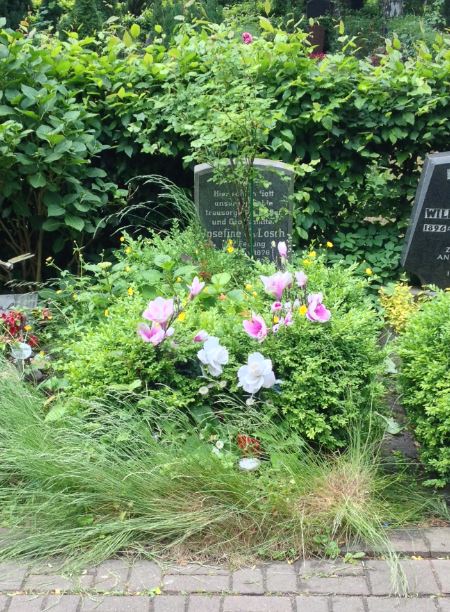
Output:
194 159 294 261
402 152 450 288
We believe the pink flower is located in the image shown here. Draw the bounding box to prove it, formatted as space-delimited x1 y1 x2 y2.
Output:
306 293 331 323
138 323 166 346
194 330 209 343
260 272 292 300
188 276 205 300
277 241 287 258
243 314 268 343
295 271 308 288
142 297 174 327
242 32 253 44
284 311 293 326
271 301 282 312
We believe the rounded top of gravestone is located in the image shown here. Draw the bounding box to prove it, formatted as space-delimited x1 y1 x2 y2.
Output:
194 159 295 176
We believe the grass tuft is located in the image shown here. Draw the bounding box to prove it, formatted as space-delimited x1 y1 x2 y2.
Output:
0 363 445 593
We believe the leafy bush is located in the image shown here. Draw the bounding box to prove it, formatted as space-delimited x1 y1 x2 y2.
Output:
2 18 450 282
397 292 450 486
44 226 386 450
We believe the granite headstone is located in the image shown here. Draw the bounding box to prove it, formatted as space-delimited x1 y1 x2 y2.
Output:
402 152 450 288
194 159 294 260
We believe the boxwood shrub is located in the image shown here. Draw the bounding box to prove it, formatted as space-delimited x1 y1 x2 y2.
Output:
397 292 450 486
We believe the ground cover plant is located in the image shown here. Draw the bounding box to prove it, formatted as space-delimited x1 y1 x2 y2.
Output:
397 291 450 487
0 361 445 591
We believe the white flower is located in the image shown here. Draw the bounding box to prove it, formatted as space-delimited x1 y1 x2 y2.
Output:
198 386 209 396
237 352 276 394
10 342 32 361
239 458 261 471
215 440 224 450
212 446 221 456
197 336 229 377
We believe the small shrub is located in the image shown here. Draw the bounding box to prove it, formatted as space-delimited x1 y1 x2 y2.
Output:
379 282 424 332
45 227 386 450
397 292 450 486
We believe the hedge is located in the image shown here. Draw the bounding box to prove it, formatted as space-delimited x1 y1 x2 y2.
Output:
1 18 450 280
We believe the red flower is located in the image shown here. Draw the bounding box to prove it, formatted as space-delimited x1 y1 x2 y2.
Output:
28 335 39 348
237 434 261 455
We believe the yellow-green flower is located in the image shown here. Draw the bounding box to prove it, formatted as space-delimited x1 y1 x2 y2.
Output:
177 311 186 322
326 241 333 248
127 287 134 296
125 246 132 255
299 304 308 316
365 267 373 276
104 309 110 317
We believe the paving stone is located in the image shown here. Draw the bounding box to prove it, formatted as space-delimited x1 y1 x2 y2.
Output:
8 595 46 611
332 596 365 611
424 529 450 556
25 573 93 592
432 560 450 594
366 560 438 596
93 560 129 592
0 562 28 591
232 568 264 594
266 563 297 593
387 530 431 556
298 560 369 596
80 594 149 611
188 594 222 611
366 596 438 611
438 598 450 611
127 561 161 593
295 595 329 611
42 595 80 611
0 596 8 612
153 595 186 612
24 574 74 592
223 595 293 611
163 573 229 593
165 563 229 575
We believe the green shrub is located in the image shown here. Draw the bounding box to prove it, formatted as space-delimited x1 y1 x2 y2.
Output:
46 227 386 450
2 18 450 283
397 292 450 486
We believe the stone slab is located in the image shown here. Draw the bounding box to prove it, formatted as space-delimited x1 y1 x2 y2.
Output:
424 529 450 555
298 560 369 595
266 563 297 593
93 560 129 593
43 595 80 611
80 595 149 611
366 560 438 596
431 560 450 594
232 568 264 594
163 573 230 593
8 595 46 611
188 594 222 611
295 595 329 611
153 595 186 612
332 595 365 611
223 595 293 611
0 562 28 591
127 561 161 593
366 596 438 611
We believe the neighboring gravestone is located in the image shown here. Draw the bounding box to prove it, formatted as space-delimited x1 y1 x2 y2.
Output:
306 0 330 18
0 293 38 313
402 152 450 288
194 159 294 260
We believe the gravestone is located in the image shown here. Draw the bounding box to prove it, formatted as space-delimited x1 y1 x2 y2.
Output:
402 152 450 288
306 0 330 18
194 159 294 260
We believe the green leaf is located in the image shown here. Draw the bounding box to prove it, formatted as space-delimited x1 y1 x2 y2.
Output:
211 272 231 287
28 173 46 188
259 17 274 32
64 214 85 232
130 24 141 39
42 218 61 232
47 203 65 217
123 30 133 47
